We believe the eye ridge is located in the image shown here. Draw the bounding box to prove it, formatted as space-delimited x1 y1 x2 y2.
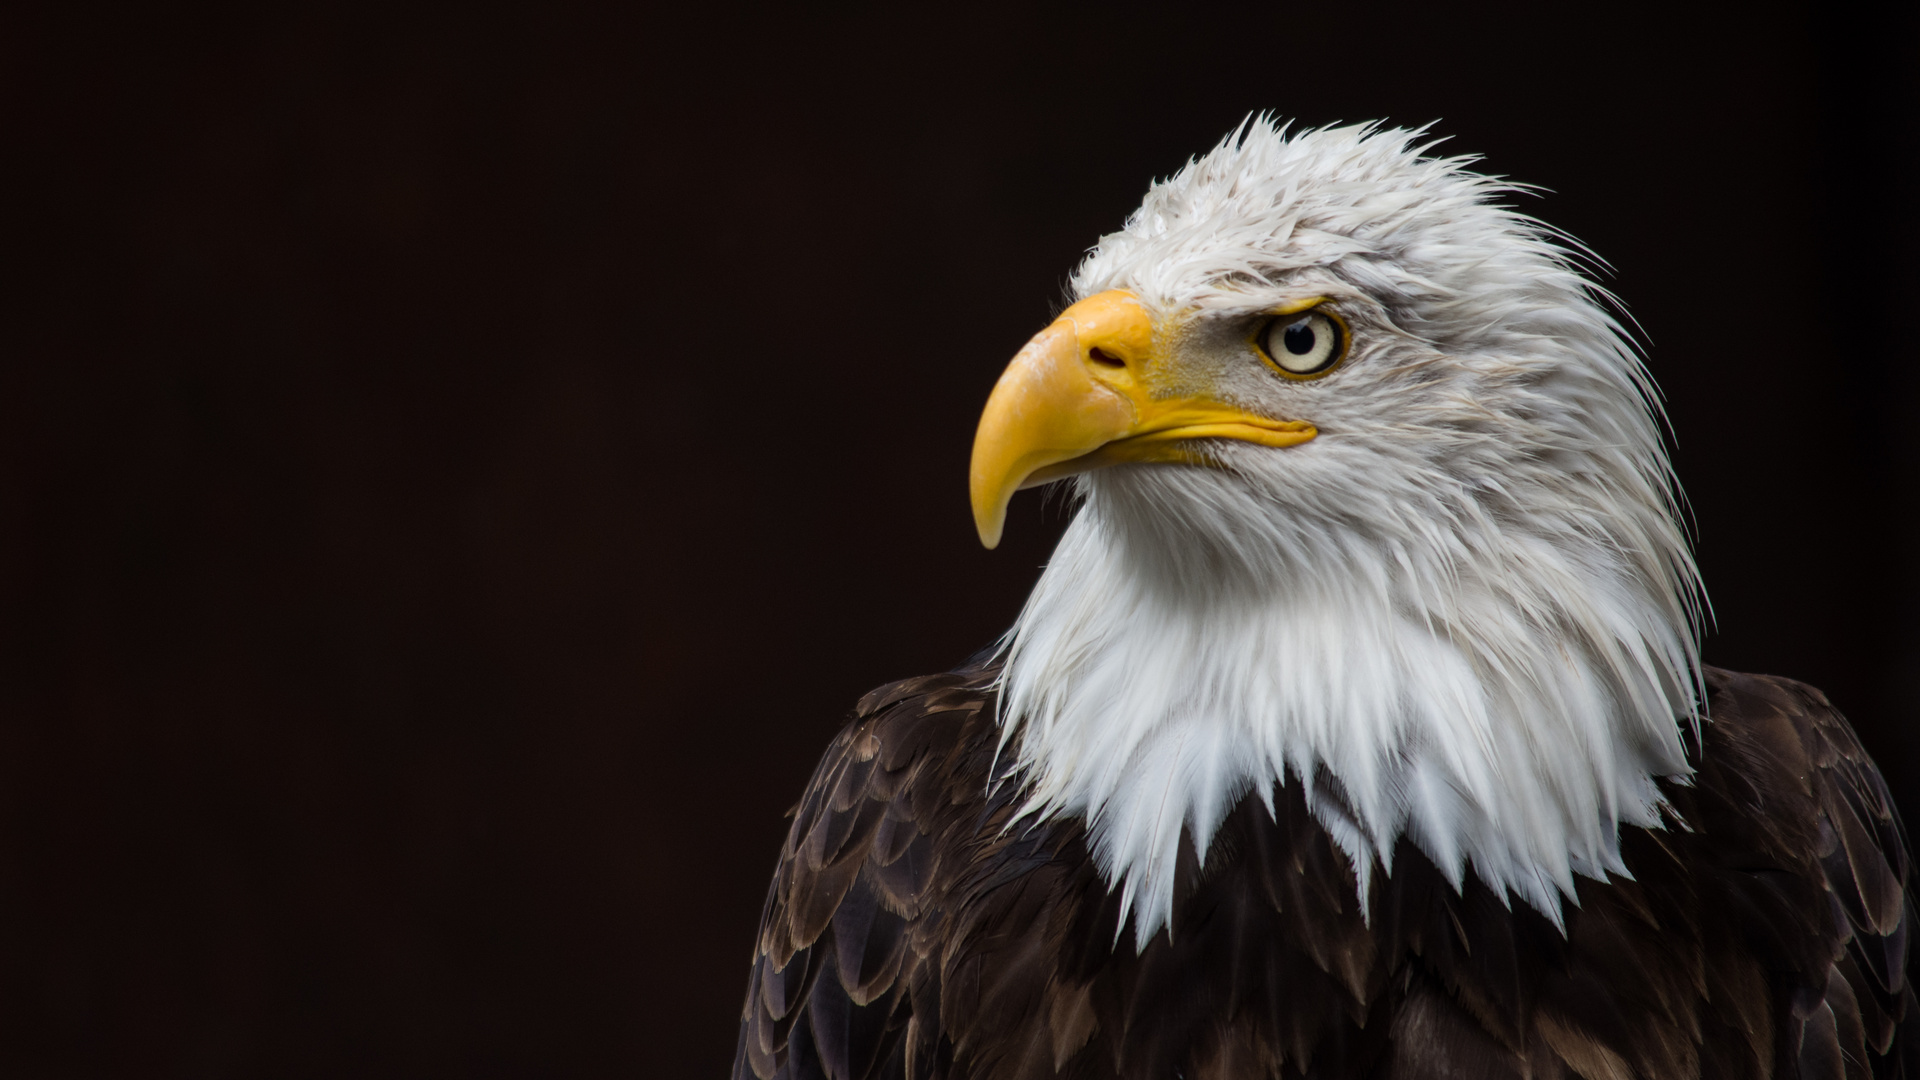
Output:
1256 308 1348 379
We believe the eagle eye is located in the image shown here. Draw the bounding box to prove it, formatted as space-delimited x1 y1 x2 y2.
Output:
1258 309 1347 378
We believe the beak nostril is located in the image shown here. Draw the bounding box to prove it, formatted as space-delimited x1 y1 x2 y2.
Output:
1088 347 1125 368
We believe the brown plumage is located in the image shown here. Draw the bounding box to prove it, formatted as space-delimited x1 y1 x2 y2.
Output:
733 665 1913 1080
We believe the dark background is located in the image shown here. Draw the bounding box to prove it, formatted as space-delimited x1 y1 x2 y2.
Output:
3 1 1916 1075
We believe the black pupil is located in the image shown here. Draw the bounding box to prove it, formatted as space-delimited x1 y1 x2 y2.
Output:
1283 320 1318 355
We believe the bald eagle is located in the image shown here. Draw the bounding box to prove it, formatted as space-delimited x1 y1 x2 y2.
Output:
732 120 1914 1080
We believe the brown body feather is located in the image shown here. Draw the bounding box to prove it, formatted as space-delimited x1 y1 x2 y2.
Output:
734 667 1914 1079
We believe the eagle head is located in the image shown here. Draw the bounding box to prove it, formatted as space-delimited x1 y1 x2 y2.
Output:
971 119 1703 948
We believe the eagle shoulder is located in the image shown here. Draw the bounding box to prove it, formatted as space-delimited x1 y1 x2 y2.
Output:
1679 667 1916 1079
734 666 1014 1080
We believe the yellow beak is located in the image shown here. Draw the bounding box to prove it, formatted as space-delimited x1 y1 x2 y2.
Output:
968 290 1317 548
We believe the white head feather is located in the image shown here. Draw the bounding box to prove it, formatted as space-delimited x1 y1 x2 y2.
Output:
994 119 1704 949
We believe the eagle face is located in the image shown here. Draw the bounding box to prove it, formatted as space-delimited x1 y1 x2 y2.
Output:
971 120 1704 945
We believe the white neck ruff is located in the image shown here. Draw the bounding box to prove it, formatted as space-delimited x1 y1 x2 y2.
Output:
995 465 1698 950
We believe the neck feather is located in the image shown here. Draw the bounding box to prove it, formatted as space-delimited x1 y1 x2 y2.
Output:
995 466 1699 950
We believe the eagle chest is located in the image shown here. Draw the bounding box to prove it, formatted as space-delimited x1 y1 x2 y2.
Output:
740 669 1906 1080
